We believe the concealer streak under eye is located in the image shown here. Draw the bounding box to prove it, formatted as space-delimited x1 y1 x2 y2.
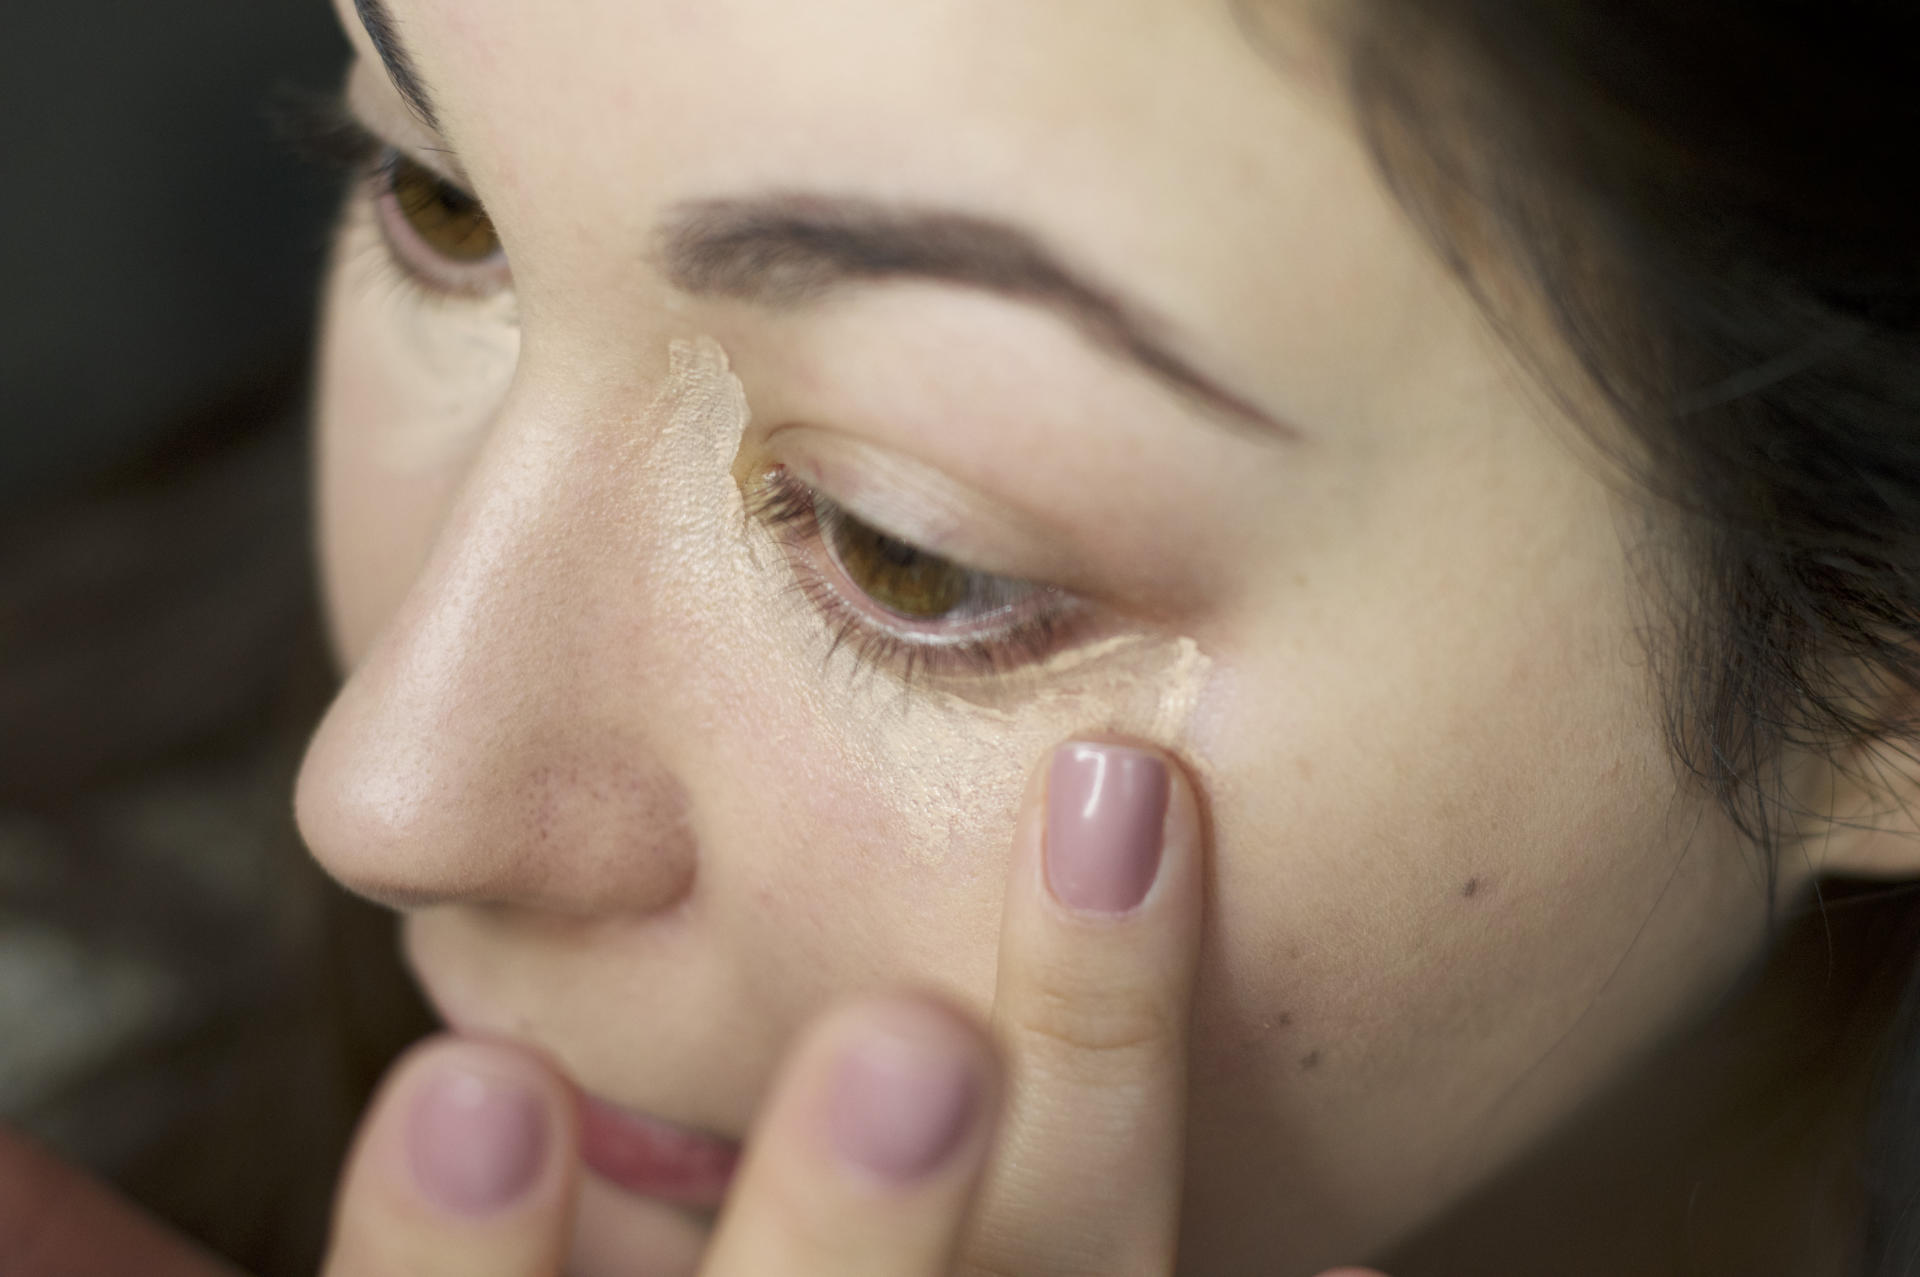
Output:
651 333 1217 868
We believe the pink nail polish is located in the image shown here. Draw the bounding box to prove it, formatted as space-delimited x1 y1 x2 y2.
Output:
1045 743 1170 915
406 1065 550 1216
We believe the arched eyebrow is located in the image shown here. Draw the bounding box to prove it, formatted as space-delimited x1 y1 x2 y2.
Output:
352 0 441 133
661 196 1299 440
345 7 1296 441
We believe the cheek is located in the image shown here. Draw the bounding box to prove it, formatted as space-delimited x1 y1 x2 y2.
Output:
620 350 1223 1024
1173 518 1767 1255
313 231 519 661
698 637 1218 1023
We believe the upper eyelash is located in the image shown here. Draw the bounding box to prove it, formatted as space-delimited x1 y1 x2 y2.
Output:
274 86 467 187
744 467 1077 687
273 86 390 177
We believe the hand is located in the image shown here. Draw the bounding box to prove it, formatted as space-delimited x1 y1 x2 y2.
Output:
701 737 1393 1277
706 737 1202 1275
0 1036 586 1277
0 737 1393 1276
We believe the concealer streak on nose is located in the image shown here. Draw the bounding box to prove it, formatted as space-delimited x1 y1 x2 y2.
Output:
297 337 755 919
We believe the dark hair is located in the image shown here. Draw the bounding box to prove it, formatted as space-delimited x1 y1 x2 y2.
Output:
1322 0 1919 1267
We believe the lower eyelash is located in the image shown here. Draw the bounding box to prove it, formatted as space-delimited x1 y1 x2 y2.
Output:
794 569 1073 688
331 178 522 323
744 467 1078 686
340 212 446 312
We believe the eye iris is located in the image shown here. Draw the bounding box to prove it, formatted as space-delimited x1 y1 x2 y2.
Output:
390 158 500 262
827 514 968 619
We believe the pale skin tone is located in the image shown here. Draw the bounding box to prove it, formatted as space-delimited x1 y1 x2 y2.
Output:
4 0 1916 1274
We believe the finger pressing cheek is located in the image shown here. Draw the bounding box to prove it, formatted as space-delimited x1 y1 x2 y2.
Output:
701 997 1003 1277
969 739 1204 1277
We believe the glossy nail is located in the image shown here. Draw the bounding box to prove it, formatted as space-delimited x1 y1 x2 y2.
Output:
1045 742 1170 915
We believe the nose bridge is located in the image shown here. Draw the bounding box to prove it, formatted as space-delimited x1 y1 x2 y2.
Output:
298 369 700 916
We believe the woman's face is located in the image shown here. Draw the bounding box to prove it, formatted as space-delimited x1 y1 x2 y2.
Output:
294 0 1800 1271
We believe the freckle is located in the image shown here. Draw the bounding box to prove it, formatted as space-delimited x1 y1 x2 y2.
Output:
1300 1050 1322 1071
1275 1012 1294 1029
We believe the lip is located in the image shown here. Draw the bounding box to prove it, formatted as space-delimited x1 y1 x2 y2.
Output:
404 957 742 1209
577 1089 742 1209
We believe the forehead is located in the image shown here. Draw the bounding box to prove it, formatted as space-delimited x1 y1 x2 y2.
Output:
346 0 1336 213
338 0 1449 440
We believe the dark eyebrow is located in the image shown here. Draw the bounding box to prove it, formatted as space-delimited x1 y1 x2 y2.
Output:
659 196 1296 439
352 0 442 133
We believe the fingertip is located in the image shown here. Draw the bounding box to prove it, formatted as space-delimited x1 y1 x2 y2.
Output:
325 1035 581 1276
1036 737 1201 921
396 1040 568 1216
704 995 1003 1274
814 996 1003 1190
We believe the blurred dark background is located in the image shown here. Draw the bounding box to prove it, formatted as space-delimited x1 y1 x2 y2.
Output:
1 4 429 1271
4 1 342 500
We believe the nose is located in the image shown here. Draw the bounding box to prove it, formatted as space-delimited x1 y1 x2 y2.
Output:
296 374 702 917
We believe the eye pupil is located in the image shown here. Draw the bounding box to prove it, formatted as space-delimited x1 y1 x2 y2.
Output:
828 515 968 619
390 157 501 263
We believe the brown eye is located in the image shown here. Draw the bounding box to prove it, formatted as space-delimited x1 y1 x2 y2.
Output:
370 151 509 295
389 157 497 260
825 511 969 620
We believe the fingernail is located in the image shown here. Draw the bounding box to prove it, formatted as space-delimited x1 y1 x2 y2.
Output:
406 1063 550 1216
827 1018 979 1184
1046 742 1170 915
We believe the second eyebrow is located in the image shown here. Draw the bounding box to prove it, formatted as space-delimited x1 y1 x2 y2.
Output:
353 0 442 133
659 195 1296 439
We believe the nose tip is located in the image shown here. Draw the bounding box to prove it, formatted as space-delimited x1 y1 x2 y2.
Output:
295 410 705 917
296 672 701 915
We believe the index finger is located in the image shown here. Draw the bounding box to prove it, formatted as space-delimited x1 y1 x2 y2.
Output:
967 740 1205 1277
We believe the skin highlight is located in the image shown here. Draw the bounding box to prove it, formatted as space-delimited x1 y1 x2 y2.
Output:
292 0 1915 1273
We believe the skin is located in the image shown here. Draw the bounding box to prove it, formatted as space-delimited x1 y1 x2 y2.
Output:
286 0 1920 1273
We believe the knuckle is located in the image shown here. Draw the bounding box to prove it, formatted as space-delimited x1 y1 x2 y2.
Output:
1008 973 1176 1064
955 1257 1027 1277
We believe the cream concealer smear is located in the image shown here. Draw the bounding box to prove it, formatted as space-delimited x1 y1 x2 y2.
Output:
643 335 1217 870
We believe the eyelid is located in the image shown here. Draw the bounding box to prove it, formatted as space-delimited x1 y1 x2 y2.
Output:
785 455 969 566
747 466 1089 684
342 59 477 192
766 427 1075 586
281 81 480 203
